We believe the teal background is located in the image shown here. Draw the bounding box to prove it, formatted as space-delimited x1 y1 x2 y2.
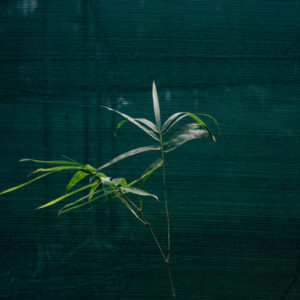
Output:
0 1 300 299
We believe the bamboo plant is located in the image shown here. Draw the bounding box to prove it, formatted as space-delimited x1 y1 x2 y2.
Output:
0 82 217 299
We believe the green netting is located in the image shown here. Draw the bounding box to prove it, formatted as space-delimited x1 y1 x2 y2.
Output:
0 1 300 299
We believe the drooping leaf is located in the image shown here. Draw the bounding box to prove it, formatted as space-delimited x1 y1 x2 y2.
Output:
164 123 208 153
60 189 105 213
121 186 159 201
66 170 89 192
20 159 82 166
101 176 114 201
184 112 216 142
195 113 219 126
161 112 216 141
128 158 163 186
115 118 158 136
102 105 159 141
152 81 161 129
33 166 84 173
59 196 109 215
37 183 94 209
112 178 126 187
0 172 53 196
97 145 160 171
89 179 101 201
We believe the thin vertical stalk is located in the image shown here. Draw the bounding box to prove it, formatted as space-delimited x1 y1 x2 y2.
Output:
159 132 176 299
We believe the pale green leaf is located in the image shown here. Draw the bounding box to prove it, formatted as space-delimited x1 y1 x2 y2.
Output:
121 186 159 201
37 183 94 209
114 118 158 136
164 123 208 153
20 159 82 166
128 158 163 186
102 105 159 141
152 81 161 129
0 172 53 196
33 166 84 173
66 170 89 192
112 178 126 186
89 179 101 201
97 145 160 171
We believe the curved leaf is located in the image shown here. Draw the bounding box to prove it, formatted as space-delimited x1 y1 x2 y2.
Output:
37 183 94 209
162 112 185 133
59 189 105 213
121 186 159 201
128 158 163 186
97 145 160 171
152 81 161 129
164 123 208 153
20 159 83 166
184 112 216 142
66 170 89 192
89 179 101 201
162 112 216 141
0 172 53 196
115 118 158 136
33 166 84 173
102 105 159 141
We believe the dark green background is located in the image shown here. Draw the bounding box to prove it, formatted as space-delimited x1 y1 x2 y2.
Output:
0 1 299 299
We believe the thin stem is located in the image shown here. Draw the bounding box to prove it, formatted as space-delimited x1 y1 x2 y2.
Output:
159 133 171 261
159 131 175 299
140 212 176 299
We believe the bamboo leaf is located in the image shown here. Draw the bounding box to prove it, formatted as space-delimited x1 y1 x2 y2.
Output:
60 189 105 212
37 183 94 209
0 172 53 196
20 159 82 166
102 105 159 141
115 118 158 136
164 123 208 153
184 112 216 142
97 145 160 171
112 178 126 187
66 170 89 192
89 179 101 201
128 158 163 186
59 197 109 215
152 81 161 129
162 112 185 133
162 112 216 141
121 186 159 201
33 166 84 173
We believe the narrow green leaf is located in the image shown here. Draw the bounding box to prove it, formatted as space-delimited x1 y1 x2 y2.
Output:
101 177 114 201
121 186 159 201
162 111 216 141
115 118 158 136
33 166 84 173
60 189 104 212
162 112 185 133
102 105 159 141
97 145 160 171
0 172 53 196
152 81 161 129
58 196 108 215
89 179 101 201
66 170 89 192
128 158 163 186
20 159 82 166
164 123 208 153
184 112 216 142
37 183 94 209
196 113 219 126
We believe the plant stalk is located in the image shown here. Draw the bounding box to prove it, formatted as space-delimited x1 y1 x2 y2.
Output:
159 131 176 299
